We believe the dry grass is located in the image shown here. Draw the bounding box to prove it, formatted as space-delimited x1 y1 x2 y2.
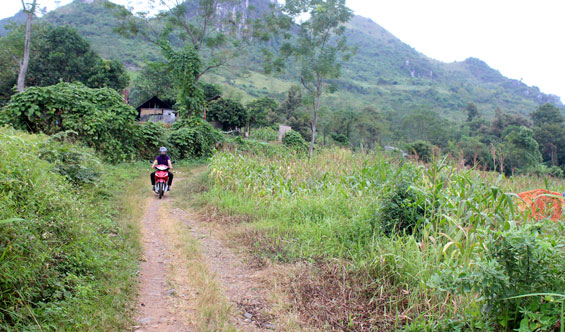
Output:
158 200 237 332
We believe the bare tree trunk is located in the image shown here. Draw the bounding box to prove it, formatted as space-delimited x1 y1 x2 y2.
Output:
490 144 497 173
309 88 322 160
309 111 317 159
17 1 36 92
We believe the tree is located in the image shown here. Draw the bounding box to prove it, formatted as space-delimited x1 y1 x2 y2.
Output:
490 107 530 139
465 102 479 122
500 126 542 174
108 0 257 85
355 106 390 150
277 86 311 140
87 59 130 91
531 103 563 127
278 0 354 158
533 124 565 166
201 83 222 102
247 97 279 128
129 62 176 107
16 0 37 92
159 38 204 116
207 99 248 130
399 110 453 148
26 26 99 86
1 25 129 97
455 135 491 169
277 85 303 120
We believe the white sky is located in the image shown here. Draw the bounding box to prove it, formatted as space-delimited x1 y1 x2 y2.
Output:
2 0 564 100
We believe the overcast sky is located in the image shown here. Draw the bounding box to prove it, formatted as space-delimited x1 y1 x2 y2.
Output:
3 0 564 100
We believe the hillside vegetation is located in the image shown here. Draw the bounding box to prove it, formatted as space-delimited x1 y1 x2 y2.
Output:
0 0 561 118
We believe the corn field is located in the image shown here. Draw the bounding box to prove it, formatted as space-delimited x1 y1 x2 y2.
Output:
206 148 565 331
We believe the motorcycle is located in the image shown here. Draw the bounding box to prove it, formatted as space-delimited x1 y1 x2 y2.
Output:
154 165 170 199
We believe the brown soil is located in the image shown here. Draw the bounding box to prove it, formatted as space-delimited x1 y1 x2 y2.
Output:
169 207 276 331
132 178 283 332
133 197 194 332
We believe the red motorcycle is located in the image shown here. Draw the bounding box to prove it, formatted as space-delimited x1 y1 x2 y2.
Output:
154 165 170 199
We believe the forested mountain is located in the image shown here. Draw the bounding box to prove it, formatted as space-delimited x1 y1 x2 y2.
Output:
0 0 562 119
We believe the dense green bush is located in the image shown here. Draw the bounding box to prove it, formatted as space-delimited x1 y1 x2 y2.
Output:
405 140 434 162
532 164 564 179
331 133 349 146
282 130 308 150
132 122 168 161
375 165 427 236
207 99 248 130
38 132 103 186
0 127 140 330
1 82 138 162
168 117 223 159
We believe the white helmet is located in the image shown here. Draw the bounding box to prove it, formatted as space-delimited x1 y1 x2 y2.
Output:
159 147 167 153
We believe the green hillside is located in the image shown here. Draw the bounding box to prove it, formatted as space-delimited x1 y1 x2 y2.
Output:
0 0 562 118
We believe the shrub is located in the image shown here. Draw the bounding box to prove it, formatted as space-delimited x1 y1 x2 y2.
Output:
476 225 564 330
375 166 427 236
530 164 564 179
331 133 349 146
282 130 308 150
38 133 103 186
132 122 168 161
405 140 434 162
168 116 223 159
1 82 138 162
0 127 139 330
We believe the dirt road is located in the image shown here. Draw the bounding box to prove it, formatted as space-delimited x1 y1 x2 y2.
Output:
132 175 279 332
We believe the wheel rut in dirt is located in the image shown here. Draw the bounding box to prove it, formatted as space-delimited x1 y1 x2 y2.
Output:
170 206 276 331
132 174 281 332
134 198 193 332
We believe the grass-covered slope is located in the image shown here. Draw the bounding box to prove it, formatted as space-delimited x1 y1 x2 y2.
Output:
2 0 560 118
201 148 565 331
0 127 142 330
41 0 162 69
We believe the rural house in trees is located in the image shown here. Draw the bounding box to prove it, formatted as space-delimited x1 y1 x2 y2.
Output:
136 96 176 123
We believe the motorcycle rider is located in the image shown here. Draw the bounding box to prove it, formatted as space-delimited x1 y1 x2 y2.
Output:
151 147 174 192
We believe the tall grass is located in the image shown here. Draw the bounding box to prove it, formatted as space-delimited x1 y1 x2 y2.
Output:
0 127 144 331
203 148 565 330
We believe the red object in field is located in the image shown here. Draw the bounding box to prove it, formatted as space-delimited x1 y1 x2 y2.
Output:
516 189 564 221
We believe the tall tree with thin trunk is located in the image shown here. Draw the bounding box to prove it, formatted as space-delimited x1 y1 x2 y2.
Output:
277 0 354 159
108 0 263 85
17 0 37 92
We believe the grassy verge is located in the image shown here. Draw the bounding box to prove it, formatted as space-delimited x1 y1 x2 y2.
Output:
0 128 144 331
196 148 565 331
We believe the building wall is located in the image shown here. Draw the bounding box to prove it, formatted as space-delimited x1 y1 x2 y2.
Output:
139 108 177 123
278 125 292 141
163 110 176 123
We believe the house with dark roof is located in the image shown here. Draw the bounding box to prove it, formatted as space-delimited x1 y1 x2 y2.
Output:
136 96 177 123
